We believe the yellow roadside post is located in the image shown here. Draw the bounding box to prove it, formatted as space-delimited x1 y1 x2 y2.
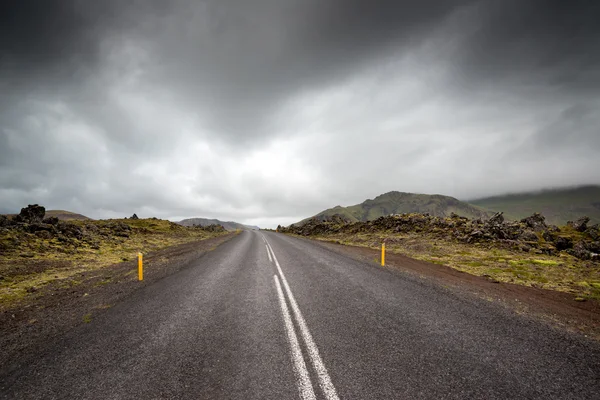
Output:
381 242 385 266
138 252 143 281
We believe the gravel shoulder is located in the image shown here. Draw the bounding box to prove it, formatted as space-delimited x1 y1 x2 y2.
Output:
291 235 600 340
0 232 237 376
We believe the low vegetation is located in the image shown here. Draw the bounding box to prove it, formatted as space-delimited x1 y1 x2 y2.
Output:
279 212 600 300
0 205 228 310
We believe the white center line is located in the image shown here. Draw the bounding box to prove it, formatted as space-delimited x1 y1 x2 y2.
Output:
274 274 317 400
266 245 273 262
265 238 340 400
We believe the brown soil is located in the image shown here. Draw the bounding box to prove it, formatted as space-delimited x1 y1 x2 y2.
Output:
0 233 236 374
313 239 600 339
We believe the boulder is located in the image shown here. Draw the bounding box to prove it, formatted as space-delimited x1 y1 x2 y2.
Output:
519 230 538 242
571 216 590 232
585 224 599 240
520 213 547 232
130 213 139 220
554 236 573 251
18 204 46 224
541 230 553 242
488 212 504 225
568 242 592 260
585 241 600 254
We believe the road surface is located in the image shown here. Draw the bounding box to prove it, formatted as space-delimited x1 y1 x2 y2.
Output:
2 230 599 399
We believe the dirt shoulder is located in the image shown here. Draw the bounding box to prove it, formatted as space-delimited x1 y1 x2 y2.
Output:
301 237 600 340
0 233 237 374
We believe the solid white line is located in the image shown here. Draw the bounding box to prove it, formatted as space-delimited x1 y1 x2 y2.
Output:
266 244 273 262
266 241 340 400
274 275 317 400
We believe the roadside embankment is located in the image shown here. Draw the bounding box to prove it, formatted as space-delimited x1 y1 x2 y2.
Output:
279 212 600 301
0 205 237 371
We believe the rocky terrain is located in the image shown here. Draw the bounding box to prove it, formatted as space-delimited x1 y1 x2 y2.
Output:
1 205 228 310
279 212 600 300
282 212 600 261
1 206 226 258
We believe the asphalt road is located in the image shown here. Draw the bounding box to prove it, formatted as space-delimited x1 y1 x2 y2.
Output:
2 230 599 399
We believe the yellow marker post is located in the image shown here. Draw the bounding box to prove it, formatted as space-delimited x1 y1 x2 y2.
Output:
138 252 143 281
381 242 385 266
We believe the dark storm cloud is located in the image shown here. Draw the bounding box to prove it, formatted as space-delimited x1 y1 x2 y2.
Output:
123 0 474 141
452 0 600 93
1 0 599 225
0 0 126 91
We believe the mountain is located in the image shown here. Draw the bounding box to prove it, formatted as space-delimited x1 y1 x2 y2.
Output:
177 217 259 231
298 191 491 225
470 185 600 226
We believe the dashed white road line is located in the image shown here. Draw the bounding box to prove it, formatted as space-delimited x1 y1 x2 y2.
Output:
266 245 273 262
274 275 317 400
264 236 340 400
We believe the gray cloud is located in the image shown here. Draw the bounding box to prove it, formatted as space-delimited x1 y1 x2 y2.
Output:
1 0 599 227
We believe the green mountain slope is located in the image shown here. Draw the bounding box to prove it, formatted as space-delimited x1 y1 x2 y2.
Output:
299 191 491 225
177 217 259 231
470 185 600 225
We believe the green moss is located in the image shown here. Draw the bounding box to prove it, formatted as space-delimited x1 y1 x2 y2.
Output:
466 261 484 267
531 259 559 266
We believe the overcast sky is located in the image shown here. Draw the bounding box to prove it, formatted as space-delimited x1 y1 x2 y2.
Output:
1 0 599 227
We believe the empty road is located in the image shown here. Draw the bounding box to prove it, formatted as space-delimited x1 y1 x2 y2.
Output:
2 230 599 399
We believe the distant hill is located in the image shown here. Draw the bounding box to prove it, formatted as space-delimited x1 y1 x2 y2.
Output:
298 191 491 225
4 209 91 221
45 210 91 221
177 217 259 231
470 185 600 226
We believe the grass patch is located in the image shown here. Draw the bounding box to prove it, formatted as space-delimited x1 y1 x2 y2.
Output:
0 218 229 311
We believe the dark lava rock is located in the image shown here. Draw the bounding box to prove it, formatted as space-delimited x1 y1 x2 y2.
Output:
202 224 226 233
586 241 600 254
130 213 139 220
0 215 9 227
106 221 131 238
568 242 592 260
28 223 55 234
488 212 504 225
520 213 547 232
42 216 59 225
585 224 599 240
572 216 590 232
554 236 573 251
519 230 538 242
541 230 553 242
18 204 46 224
